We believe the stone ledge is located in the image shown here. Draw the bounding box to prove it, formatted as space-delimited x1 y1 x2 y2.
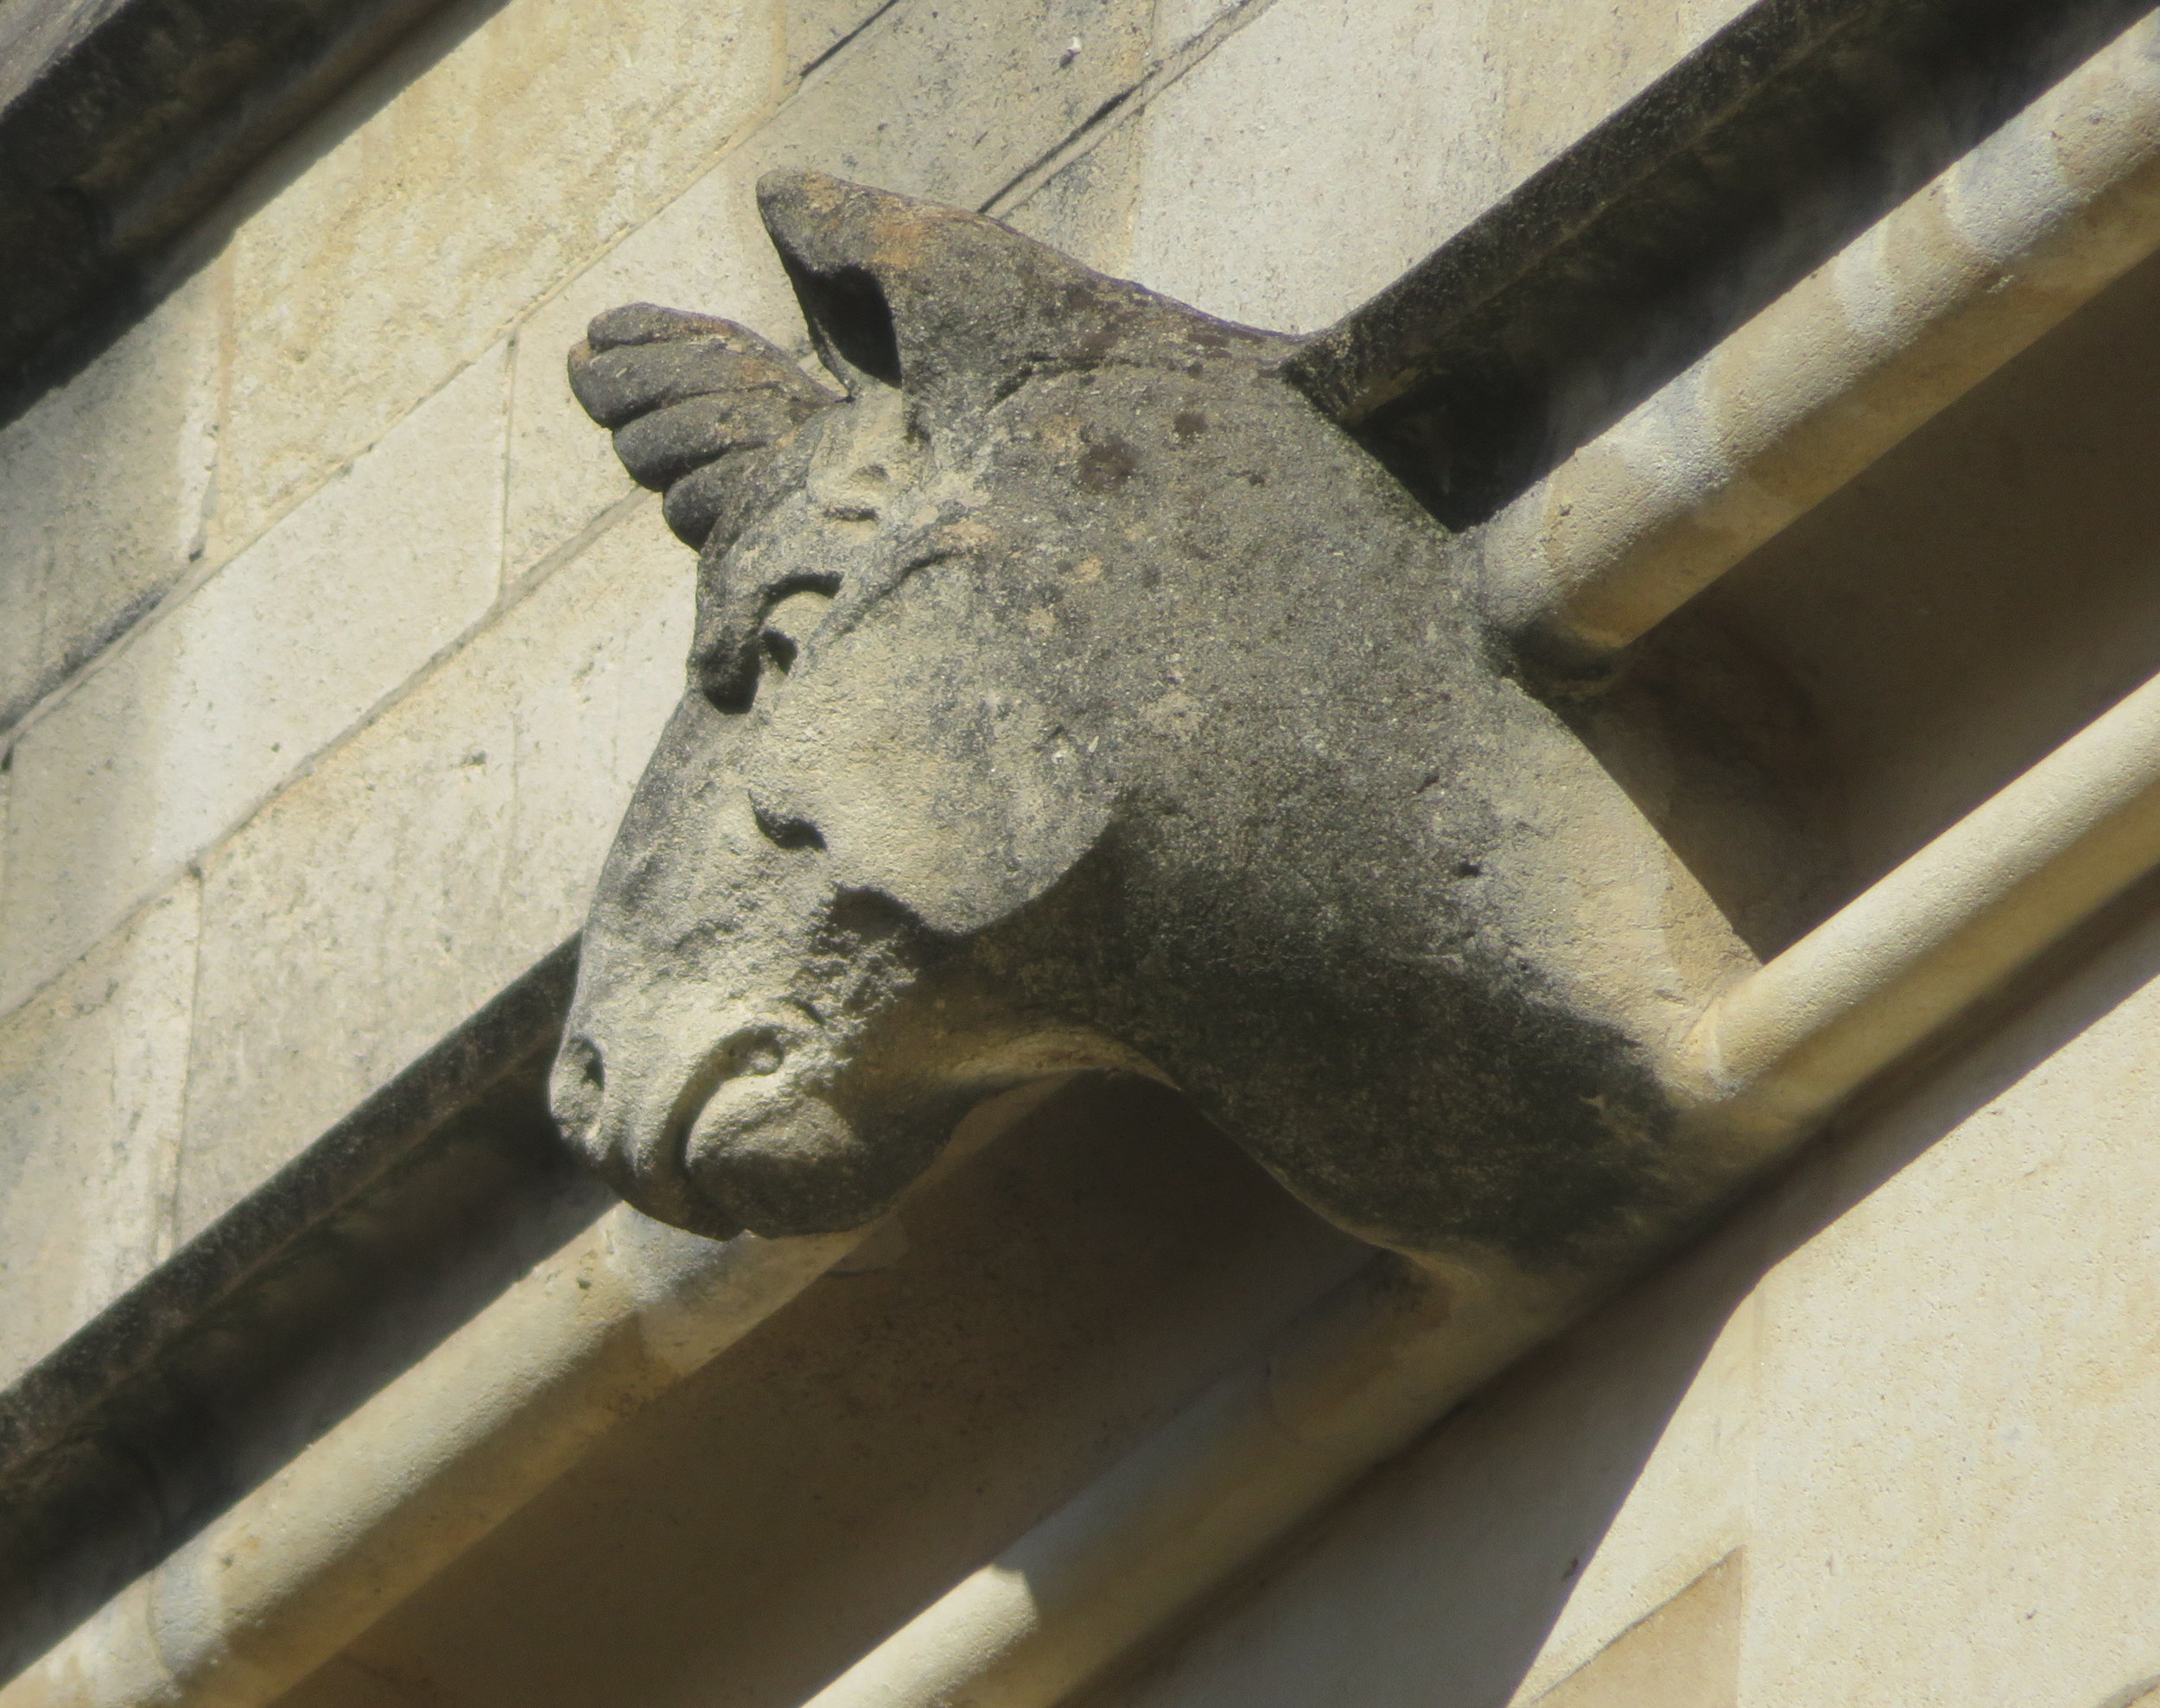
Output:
1281 0 2152 526
0 938 592 1682
0 0 444 402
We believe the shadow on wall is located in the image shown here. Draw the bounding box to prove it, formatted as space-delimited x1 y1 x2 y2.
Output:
268 1074 1366 1708
1081 867 2160 1708
2 0 521 424
1577 244 2160 966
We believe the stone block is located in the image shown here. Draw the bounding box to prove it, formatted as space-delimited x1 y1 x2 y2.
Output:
0 879 198 1388
505 0 1155 575
0 269 220 735
1127 0 1495 333
0 348 506 1019
758 0 1153 209
1743 906 2160 1706
1529 1556 1740 1708
999 113 1143 276
1150 0 1255 53
785 0 892 72
1127 0 1744 333
175 506 690 1238
1099 1198 1759 1708
215 0 783 559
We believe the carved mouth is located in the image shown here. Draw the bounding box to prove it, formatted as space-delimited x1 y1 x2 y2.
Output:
550 1012 831 1239
677 1038 875 1236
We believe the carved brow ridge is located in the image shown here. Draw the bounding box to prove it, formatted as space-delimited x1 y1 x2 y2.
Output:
696 538 980 714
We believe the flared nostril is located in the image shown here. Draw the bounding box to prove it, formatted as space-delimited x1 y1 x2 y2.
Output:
728 1028 786 1077
550 1033 607 1140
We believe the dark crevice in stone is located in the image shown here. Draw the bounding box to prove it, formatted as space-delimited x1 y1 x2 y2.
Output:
785 261 905 388
1281 0 2152 529
797 0 905 79
978 80 1140 215
0 0 456 413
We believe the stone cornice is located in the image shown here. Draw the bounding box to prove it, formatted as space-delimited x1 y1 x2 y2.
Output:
0 0 443 396
0 938 586 1680
1286 0 2153 528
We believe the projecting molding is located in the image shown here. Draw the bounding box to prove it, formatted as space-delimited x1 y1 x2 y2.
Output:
0 0 442 395
12 0 2160 1702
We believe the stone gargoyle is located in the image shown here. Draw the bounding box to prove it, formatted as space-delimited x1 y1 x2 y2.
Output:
549 171 1751 1272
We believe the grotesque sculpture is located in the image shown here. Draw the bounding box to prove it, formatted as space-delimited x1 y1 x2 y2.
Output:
550 171 1745 1269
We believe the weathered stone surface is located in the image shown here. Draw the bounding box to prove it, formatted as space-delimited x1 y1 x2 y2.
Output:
1126 0 1747 333
1090 1181 1762 1707
765 0 1153 208
0 270 219 736
783 0 891 72
998 117 1144 276
175 508 689 1238
1529 1556 1740 1708
0 880 197 1388
214 0 779 559
550 173 1742 1260
1149 0 1251 50
1742 928 2160 1706
0 0 445 392
1128 0 1494 333
0 347 505 1019
504 0 1155 575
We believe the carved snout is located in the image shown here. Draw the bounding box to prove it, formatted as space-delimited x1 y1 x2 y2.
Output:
551 1003 893 1241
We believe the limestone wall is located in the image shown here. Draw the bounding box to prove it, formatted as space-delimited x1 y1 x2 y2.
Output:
0 0 1748 1386
16 0 2160 1702
1096 863 2160 1708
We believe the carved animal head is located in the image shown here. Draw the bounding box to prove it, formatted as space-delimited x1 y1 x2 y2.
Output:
551 172 1735 1268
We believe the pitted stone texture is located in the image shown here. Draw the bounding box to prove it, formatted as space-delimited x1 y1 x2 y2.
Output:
0 270 219 736
1128 0 1746 333
214 0 779 561
175 509 689 1240
552 173 1742 1260
0 347 505 1020
505 0 1155 576
0 880 197 1388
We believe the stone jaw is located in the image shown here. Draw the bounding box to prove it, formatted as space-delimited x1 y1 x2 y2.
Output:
552 168 1745 1269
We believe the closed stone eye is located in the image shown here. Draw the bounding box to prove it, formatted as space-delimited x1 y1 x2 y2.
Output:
759 587 836 676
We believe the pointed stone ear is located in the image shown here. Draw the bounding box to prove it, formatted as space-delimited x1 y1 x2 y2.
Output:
756 169 1273 422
